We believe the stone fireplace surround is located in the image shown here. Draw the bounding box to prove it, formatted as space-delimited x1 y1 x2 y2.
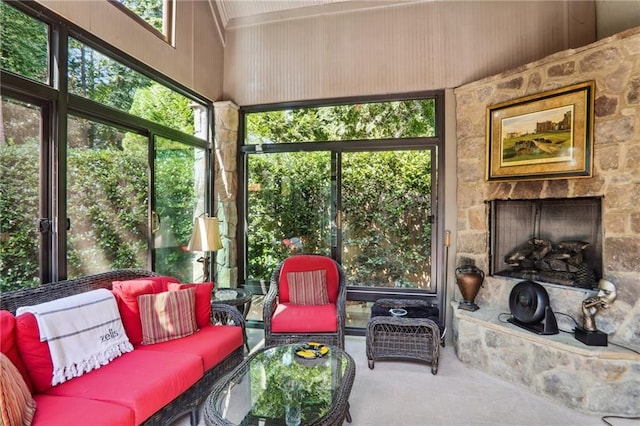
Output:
453 28 640 415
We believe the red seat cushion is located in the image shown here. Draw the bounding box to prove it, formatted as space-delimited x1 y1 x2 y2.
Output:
45 350 202 425
271 303 338 333
278 255 339 304
0 310 32 392
33 395 134 426
135 324 243 371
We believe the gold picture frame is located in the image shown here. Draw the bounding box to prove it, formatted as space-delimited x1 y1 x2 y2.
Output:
486 81 594 181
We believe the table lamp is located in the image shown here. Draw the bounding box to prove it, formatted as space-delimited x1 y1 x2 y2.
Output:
187 216 222 282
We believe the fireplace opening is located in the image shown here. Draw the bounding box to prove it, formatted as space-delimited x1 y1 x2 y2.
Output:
489 197 602 289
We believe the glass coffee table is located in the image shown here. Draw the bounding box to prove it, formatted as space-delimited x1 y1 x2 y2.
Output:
204 344 355 426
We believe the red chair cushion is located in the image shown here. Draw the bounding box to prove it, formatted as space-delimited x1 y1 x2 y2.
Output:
0 310 32 392
271 303 338 333
168 282 213 328
135 324 243 371
278 255 339 304
33 394 135 426
45 350 202 425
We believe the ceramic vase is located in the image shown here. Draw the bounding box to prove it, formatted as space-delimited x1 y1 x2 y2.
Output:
455 265 484 311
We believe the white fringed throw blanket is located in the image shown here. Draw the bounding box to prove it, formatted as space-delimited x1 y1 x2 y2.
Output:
17 288 133 386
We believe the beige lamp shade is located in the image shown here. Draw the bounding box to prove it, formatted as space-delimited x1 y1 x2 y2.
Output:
187 217 223 252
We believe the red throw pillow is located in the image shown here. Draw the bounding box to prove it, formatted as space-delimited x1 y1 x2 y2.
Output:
15 313 54 394
167 282 213 328
287 270 329 305
112 281 155 345
0 311 32 392
111 277 179 344
138 288 198 345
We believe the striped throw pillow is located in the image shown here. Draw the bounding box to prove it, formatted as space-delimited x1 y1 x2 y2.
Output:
1 352 36 426
138 287 198 345
287 270 329 305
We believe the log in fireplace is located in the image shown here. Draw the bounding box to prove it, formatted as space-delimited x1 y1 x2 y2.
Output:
488 197 602 289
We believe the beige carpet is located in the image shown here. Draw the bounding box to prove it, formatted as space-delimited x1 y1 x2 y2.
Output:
175 332 614 426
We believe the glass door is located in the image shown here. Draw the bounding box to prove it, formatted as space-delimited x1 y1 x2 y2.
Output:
245 151 332 301
341 149 434 290
0 96 45 290
152 135 207 282
66 115 148 277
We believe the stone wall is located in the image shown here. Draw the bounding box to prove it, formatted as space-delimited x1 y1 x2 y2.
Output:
453 27 640 416
454 26 640 347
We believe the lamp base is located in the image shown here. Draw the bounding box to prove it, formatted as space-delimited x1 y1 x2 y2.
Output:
197 255 210 282
574 327 608 346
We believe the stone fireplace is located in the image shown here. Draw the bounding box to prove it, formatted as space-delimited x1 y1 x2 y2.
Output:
489 197 602 289
452 27 640 416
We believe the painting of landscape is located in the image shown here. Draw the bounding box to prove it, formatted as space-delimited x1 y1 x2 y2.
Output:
500 105 574 167
486 81 593 181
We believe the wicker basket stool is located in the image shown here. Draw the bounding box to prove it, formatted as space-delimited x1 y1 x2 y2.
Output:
366 299 441 375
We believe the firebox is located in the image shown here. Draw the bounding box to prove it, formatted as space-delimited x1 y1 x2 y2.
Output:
488 197 602 289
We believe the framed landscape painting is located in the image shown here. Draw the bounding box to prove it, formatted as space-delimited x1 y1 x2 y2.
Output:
486 81 594 181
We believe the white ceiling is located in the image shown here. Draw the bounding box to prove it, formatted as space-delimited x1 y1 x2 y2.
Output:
212 0 418 29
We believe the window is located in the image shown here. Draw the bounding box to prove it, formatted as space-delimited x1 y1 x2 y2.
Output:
109 0 173 42
0 1 49 84
0 96 44 290
1 1 211 288
242 96 444 329
67 38 200 131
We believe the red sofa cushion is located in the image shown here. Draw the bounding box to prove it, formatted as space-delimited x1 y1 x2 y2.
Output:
271 303 338 333
0 310 32 392
168 282 213 328
33 394 135 426
278 255 339 304
15 313 54 394
45 350 203 425
112 276 179 345
135 324 243 371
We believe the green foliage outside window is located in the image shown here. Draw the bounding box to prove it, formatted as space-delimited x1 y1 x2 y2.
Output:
0 1 48 83
246 100 435 289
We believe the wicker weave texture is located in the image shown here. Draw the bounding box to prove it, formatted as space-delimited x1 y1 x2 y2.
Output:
366 299 441 375
0 269 246 426
263 256 347 349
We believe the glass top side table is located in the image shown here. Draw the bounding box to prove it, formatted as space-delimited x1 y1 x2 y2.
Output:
211 288 253 319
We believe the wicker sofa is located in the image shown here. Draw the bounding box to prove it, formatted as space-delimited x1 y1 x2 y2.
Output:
0 269 246 426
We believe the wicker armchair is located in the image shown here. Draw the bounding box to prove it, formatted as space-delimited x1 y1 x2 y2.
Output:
263 255 346 349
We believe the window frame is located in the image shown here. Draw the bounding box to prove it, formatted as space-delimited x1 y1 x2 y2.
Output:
239 92 447 330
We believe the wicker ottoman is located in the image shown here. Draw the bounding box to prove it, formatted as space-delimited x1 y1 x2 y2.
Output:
366 299 441 375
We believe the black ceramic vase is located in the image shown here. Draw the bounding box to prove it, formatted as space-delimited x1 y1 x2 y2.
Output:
455 265 484 311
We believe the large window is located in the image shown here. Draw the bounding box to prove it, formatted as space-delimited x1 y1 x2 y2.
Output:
0 1 211 290
242 97 443 329
109 0 172 42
